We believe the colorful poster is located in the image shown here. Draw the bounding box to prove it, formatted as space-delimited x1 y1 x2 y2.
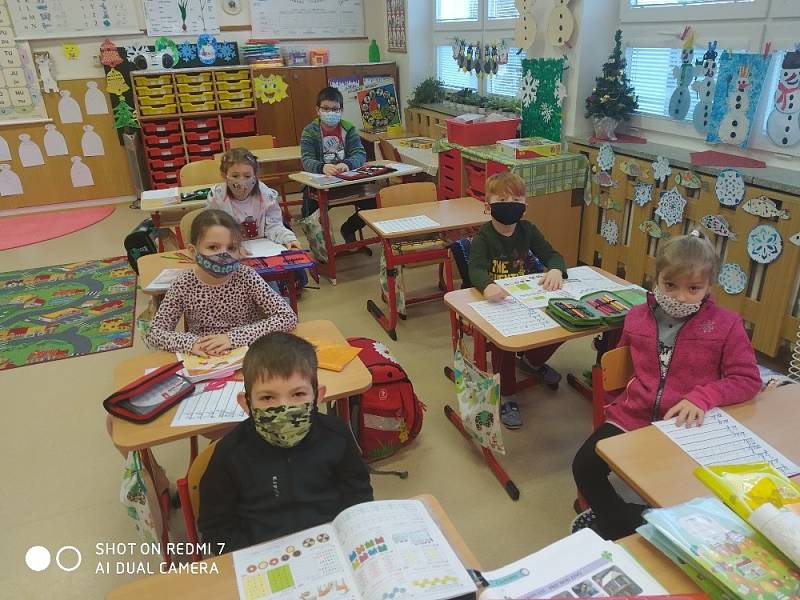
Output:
386 0 406 53
357 83 400 133
521 57 564 141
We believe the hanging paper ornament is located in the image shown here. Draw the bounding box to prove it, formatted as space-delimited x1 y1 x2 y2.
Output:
596 194 621 211
639 220 670 239
619 160 642 178
742 195 790 220
691 41 719 134
601 218 619 245
766 47 800 148
546 0 575 48
496 40 509 67
655 187 687 227
255 74 289 104
674 170 701 189
99 39 122 68
715 168 745 207
651 156 672 184
790 232 800 246
196 34 218 65
597 143 615 172
518 72 539 107
718 263 748 295
633 181 653 207
154 37 179 68
105 68 129 97
747 224 783 264
514 0 537 52
597 172 616 188
112 97 140 130
700 215 737 240
668 31 697 121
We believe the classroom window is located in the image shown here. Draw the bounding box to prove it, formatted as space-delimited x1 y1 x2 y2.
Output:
436 45 479 91
488 0 519 20
436 0 479 23
486 48 526 96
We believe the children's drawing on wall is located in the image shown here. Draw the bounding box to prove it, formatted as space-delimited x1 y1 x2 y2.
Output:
0 135 11 161
34 51 58 94
0 164 22 196
84 81 109 115
18 133 44 167
706 52 769 148
70 156 94 187
43 124 68 156
692 42 718 134
81 125 104 157
58 90 83 123
669 31 698 121
766 46 800 148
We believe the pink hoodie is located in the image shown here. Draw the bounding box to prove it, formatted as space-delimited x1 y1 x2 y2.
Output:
605 294 761 432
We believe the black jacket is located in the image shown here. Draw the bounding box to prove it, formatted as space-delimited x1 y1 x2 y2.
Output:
198 411 373 553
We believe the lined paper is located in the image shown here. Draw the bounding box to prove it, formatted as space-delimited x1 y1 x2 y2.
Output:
469 298 560 337
374 215 440 233
171 381 248 427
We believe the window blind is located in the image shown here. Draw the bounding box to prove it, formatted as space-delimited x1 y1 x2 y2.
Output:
436 0 479 22
488 0 519 19
436 46 479 90
625 47 703 120
487 48 525 96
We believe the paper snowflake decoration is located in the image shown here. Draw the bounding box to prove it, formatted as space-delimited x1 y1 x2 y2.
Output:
554 81 567 107
597 143 615 172
633 181 653 207
651 155 672 184
125 45 148 64
177 42 196 62
747 225 783 264
601 219 619 246
541 103 554 123
518 72 539 107
655 187 687 227
217 42 236 62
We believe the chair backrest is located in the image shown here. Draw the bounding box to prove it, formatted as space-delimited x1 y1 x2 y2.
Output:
379 138 400 162
179 208 206 247
180 160 222 187
377 182 437 208
227 134 276 150
187 441 218 525
600 345 633 392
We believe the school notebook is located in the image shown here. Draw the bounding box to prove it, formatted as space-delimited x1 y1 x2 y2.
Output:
231 499 476 600
304 338 362 372
177 346 248 383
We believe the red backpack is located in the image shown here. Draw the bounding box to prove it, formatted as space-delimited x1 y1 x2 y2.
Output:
346 337 424 462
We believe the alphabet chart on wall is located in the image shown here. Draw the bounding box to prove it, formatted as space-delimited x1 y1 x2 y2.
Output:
6 0 139 40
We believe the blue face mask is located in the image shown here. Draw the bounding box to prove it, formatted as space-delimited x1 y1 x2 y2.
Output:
196 251 240 278
319 110 342 128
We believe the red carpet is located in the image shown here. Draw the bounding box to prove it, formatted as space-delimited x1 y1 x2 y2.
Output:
0 205 115 250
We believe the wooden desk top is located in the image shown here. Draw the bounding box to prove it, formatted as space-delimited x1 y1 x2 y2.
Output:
136 252 194 296
360 197 490 239
214 146 301 164
289 160 424 190
110 321 372 453
618 534 699 593
105 495 478 600
597 384 800 507
358 129 412 143
140 184 213 212
444 266 628 352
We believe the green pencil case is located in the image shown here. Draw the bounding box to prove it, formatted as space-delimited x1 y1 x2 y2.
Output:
546 289 645 331
180 187 211 202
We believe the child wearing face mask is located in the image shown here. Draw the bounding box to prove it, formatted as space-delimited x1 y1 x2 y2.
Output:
145 209 297 356
209 148 300 248
198 332 373 553
468 171 568 430
300 86 371 243
571 232 761 540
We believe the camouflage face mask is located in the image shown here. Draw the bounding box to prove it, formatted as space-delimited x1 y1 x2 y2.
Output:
251 403 313 448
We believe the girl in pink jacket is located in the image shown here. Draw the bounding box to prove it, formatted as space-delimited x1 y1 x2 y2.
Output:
571 232 761 539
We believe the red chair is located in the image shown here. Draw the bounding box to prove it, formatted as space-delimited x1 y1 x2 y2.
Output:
176 441 219 562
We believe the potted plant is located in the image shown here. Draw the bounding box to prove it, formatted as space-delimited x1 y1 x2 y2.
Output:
409 77 445 107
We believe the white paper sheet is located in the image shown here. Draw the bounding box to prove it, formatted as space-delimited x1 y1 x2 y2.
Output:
241 238 285 258
84 81 109 115
0 163 23 196
143 268 186 292
171 380 247 427
80 125 104 157
70 156 93 187
654 407 800 477
57 90 82 123
140 188 180 209
373 214 440 234
470 298 560 337
43 124 67 156
17 133 43 166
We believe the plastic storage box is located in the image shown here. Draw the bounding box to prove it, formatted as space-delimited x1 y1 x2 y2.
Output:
446 117 520 147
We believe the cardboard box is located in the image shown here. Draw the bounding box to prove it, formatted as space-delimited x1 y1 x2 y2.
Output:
497 137 562 159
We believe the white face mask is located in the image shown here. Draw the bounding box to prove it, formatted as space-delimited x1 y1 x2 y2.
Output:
653 286 702 319
227 175 256 200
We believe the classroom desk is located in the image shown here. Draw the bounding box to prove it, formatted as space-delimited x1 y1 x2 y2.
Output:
596 383 800 508
386 137 438 176
139 184 213 251
110 320 371 455
136 249 316 314
289 161 425 284
359 197 490 340
442 268 629 500
214 146 301 164
104 495 478 600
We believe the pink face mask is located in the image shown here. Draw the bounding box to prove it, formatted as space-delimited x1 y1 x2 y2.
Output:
227 175 256 200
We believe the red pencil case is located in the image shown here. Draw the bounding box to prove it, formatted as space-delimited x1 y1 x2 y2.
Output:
103 362 195 423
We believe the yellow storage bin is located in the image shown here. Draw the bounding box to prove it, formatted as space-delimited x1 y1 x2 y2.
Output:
178 91 215 104
134 74 172 86
181 100 217 113
175 72 212 85
138 94 176 107
217 89 253 101
216 80 252 92
214 70 250 82
176 82 214 94
140 104 178 116
219 99 254 110
136 84 174 96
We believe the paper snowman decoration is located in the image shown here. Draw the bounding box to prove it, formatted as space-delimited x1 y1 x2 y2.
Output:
766 47 800 148
717 64 752 145
0 164 23 196
514 0 537 53
18 133 44 167
669 32 698 121
546 0 574 48
715 169 745 207
692 42 718 134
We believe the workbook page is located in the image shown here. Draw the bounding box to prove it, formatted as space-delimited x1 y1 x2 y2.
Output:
332 500 476 600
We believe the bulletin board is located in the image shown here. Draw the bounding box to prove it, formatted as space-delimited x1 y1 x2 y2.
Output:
250 0 365 39
5 0 140 40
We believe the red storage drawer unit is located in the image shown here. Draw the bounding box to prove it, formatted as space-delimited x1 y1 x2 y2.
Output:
464 159 487 200
221 114 256 135
182 117 219 131
446 117 520 147
437 149 461 200
150 170 180 185
187 142 223 161
142 120 180 135
185 129 221 143
146 144 185 160
144 132 183 147
148 157 186 172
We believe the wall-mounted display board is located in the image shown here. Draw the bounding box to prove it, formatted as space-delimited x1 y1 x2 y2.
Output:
250 0 365 39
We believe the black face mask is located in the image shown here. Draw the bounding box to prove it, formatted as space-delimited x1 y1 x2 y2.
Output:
490 201 526 225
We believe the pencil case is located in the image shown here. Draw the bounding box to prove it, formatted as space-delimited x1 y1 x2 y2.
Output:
545 289 645 331
103 362 195 423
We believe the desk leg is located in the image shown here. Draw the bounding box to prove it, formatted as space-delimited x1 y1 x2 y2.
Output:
317 189 337 285
286 271 299 315
139 448 173 566
151 211 165 252
566 329 622 401
366 239 399 341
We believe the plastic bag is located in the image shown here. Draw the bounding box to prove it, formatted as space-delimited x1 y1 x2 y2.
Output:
136 297 158 350
296 209 329 263
379 246 406 316
453 346 505 454
120 450 162 544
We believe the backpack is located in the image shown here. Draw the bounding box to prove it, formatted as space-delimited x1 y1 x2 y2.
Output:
124 219 158 274
346 337 424 462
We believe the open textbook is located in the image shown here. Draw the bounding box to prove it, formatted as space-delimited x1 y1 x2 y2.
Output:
232 499 477 600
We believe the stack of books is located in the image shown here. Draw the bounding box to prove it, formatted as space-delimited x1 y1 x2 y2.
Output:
241 39 283 65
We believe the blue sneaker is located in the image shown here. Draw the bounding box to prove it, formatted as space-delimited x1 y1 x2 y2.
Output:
500 397 522 429
570 508 598 534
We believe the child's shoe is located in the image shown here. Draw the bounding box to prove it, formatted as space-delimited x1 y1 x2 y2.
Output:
570 508 598 534
518 354 562 388
500 396 522 429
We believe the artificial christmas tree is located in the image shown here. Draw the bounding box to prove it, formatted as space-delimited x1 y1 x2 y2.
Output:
585 29 638 140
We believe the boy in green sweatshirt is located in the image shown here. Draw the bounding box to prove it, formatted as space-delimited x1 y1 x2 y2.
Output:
468 171 568 429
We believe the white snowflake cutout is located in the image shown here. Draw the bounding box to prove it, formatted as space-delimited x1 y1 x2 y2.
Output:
554 81 567 107
518 72 539 107
541 103 554 123
633 182 653 207
747 225 783 265
718 263 748 295
601 218 619 246
597 143 615 172
715 168 745 207
651 155 672 184
655 187 687 227
125 45 148 63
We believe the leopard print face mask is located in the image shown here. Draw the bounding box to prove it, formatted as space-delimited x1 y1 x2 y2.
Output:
251 403 313 448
